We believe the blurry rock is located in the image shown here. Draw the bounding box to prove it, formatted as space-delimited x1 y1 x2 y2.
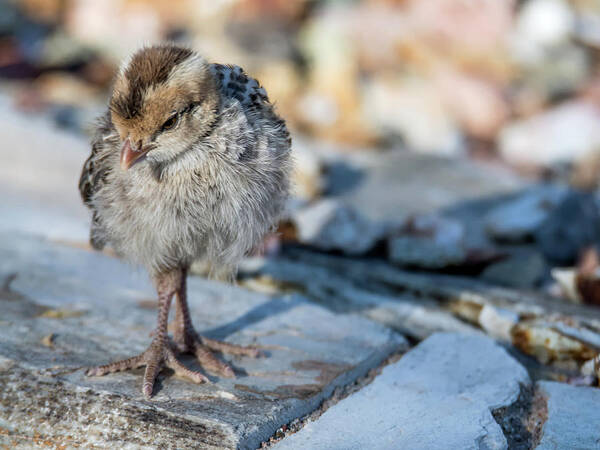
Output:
435 68 509 141
484 184 568 242
34 73 99 107
570 149 600 190
65 0 164 61
478 304 519 341
0 94 89 241
512 319 597 366
406 0 514 66
552 247 600 306
551 268 581 304
515 0 574 49
516 44 589 103
18 0 65 24
296 6 377 145
364 76 463 156
388 214 499 270
535 190 600 264
38 31 94 68
499 102 600 169
481 250 546 289
290 139 324 201
388 215 466 269
49 104 82 131
574 7 600 49
325 150 524 225
364 296 481 341
343 2 405 73
291 200 386 255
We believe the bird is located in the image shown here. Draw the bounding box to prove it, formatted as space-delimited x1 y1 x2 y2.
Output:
78 44 291 397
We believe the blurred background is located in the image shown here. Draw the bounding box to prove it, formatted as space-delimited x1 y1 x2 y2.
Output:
3 0 600 307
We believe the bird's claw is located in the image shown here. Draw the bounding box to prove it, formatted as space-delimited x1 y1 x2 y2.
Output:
86 338 209 398
173 328 259 379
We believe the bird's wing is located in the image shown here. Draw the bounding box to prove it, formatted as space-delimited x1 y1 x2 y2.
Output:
79 111 117 250
78 111 116 207
209 63 270 110
210 63 291 148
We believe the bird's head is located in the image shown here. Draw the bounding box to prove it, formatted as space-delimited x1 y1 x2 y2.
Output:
109 45 220 170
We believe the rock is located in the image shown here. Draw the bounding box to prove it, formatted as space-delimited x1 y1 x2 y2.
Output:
324 150 524 224
34 72 100 107
388 215 467 269
274 333 530 450
363 295 481 341
498 102 600 169
388 214 503 270
535 190 600 265
481 250 546 289
478 304 520 341
0 233 406 449
65 0 164 61
363 75 463 155
509 0 586 103
290 199 386 255
573 6 600 49
0 95 90 242
241 256 480 340
535 381 600 449
250 249 600 370
551 267 582 304
484 185 569 243
512 319 597 367
434 68 509 141
289 138 325 201
296 5 377 145
515 0 575 48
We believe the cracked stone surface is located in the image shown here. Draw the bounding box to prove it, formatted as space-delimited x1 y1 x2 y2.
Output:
535 381 600 449
0 233 406 449
274 333 530 450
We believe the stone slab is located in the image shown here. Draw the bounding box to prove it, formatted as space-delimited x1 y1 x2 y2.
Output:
535 381 600 449
0 233 406 449
324 150 524 223
0 95 90 242
275 333 530 450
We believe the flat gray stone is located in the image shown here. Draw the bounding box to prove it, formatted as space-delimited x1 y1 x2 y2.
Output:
325 150 524 223
242 256 480 339
535 381 600 449
480 249 546 289
0 95 90 242
388 215 468 269
484 185 568 243
0 233 406 449
275 333 530 450
291 199 386 255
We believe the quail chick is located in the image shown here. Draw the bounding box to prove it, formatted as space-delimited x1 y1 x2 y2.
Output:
79 44 291 397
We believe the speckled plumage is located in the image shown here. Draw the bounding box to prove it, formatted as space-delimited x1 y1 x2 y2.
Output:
78 44 291 397
80 47 291 276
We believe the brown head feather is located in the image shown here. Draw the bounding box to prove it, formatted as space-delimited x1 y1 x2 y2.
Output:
110 45 193 120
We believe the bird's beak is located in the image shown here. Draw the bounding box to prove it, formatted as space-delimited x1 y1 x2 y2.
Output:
120 139 146 170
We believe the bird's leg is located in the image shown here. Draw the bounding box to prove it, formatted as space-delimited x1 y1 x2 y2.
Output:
86 270 208 397
172 268 259 378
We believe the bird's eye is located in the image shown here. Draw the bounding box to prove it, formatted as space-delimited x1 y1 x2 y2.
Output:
161 114 178 131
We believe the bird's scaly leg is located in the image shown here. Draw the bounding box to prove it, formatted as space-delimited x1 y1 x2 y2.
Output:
86 270 207 397
172 268 259 378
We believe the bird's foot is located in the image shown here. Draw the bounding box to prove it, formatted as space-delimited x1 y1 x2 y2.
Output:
86 338 208 398
172 328 259 379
